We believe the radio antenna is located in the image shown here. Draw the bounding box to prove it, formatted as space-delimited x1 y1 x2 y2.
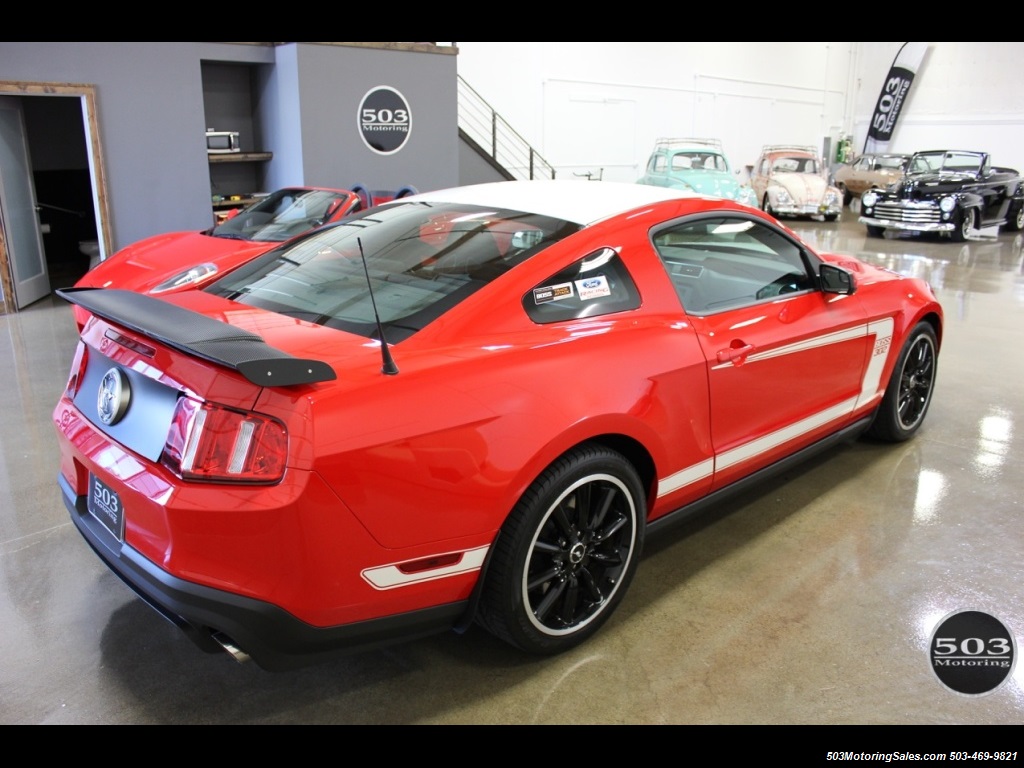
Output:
357 237 399 375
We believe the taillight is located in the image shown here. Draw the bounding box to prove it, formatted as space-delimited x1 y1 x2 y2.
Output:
64 342 89 400
160 397 288 483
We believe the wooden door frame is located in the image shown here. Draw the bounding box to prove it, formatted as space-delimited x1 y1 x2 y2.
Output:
0 81 112 314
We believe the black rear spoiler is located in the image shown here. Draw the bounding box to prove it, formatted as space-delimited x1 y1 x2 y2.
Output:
57 287 337 387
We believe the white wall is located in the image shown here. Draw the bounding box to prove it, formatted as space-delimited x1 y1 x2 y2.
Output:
453 42 1024 181
853 42 1024 172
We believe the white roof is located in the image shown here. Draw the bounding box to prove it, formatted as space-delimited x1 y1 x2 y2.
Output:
395 180 696 226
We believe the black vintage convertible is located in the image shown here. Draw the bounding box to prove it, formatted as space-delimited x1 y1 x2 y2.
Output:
859 149 1024 241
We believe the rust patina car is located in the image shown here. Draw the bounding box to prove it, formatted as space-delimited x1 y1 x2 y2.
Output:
832 153 911 206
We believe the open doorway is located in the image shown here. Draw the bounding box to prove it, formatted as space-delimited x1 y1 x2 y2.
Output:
0 82 111 314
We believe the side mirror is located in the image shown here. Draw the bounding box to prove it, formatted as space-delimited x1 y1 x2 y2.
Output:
820 263 856 295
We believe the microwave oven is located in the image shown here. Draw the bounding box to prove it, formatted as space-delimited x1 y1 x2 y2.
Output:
206 129 240 153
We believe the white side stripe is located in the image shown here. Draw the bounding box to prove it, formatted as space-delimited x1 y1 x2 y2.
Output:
658 317 896 498
857 318 895 407
365 320 900 581
715 397 859 471
658 459 715 496
746 325 867 363
711 325 868 370
361 546 489 590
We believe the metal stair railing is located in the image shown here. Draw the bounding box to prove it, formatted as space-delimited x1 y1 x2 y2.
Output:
458 75 556 180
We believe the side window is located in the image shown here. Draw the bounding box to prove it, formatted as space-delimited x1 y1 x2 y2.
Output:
523 247 640 324
652 155 666 173
650 216 815 314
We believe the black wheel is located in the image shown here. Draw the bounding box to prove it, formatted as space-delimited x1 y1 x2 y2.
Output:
1006 202 1024 232
866 225 884 238
477 443 645 654
867 322 938 442
824 212 839 222
952 207 976 242
762 195 776 217
838 184 852 206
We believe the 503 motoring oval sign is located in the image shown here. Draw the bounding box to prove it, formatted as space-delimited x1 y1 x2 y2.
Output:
358 86 412 155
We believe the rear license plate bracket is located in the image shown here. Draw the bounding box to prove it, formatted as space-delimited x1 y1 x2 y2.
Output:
87 474 125 542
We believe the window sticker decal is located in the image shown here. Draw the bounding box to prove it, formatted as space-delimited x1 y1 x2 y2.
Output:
575 275 611 301
533 282 575 304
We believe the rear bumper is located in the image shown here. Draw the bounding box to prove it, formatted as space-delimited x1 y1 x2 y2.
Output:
60 473 468 671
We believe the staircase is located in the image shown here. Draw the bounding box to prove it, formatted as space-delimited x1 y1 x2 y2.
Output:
457 75 556 181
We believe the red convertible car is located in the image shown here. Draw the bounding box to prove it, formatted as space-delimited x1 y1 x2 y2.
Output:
53 181 943 671
71 185 417 327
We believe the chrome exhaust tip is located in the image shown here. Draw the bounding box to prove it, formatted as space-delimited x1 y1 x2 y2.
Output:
212 632 251 664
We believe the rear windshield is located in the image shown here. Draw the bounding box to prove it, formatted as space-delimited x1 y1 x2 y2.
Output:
206 201 579 342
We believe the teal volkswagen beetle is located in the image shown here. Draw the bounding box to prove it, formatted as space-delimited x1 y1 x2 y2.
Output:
637 138 758 208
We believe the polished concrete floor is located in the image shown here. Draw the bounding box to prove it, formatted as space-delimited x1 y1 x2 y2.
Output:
2 213 1023 724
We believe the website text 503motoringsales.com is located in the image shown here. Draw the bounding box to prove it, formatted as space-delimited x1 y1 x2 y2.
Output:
826 754 1019 763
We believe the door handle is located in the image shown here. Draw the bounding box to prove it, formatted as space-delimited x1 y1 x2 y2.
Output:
717 343 755 364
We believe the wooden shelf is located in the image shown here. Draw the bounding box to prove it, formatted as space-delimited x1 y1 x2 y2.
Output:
208 151 272 164
212 196 262 209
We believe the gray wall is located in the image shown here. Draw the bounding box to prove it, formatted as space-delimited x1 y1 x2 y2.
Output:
458 135 511 186
0 43 265 250
289 43 459 193
0 42 459 255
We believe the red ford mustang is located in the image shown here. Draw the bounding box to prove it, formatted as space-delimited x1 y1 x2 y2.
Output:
53 181 943 671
